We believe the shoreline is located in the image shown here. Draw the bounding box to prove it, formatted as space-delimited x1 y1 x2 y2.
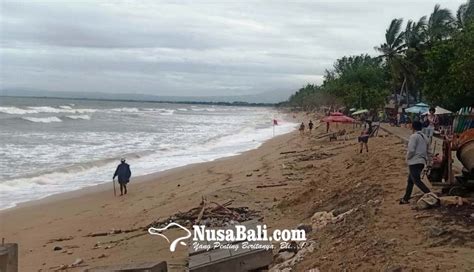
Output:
1 114 297 211
1 130 295 213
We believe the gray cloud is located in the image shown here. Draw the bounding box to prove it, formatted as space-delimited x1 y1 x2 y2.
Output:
0 0 466 99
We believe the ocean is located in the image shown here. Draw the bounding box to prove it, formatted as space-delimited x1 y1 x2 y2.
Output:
0 96 296 209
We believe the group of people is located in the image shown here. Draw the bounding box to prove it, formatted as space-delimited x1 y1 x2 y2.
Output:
299 120 314 135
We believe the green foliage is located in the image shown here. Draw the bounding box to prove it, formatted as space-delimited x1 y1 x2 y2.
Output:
322 55 389 110
286 0 473 111
423 21 474 110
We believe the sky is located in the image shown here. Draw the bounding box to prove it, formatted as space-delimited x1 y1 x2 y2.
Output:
0 0 466 100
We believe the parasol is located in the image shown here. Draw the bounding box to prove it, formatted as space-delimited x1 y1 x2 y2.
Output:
405 102 429 114
421 106 452 115
322 115 355 123
352 109 369 116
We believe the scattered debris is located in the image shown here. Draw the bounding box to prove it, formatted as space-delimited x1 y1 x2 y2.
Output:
97 253 107 259
311 208 357 230
427 226 447 237
439 196 470 207
53 246 62 251
416 193 440 210
47 236 73 244
270 240 317 271
296 223 312 234
147 198 261 228
71 258 83 267
275 251 295 263
257 183 288 189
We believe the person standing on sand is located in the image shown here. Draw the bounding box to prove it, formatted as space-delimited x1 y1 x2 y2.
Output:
308 120 314 134
400 121 431 204
358 129 369 153
299 122 305 136
113 158 132 196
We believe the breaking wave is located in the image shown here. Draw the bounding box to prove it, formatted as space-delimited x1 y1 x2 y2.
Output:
0 106 96 115
65 115 91 120
21 116 63 123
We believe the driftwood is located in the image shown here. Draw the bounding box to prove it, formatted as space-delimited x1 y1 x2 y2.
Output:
256 183 288 188
148 198 259 228
195 197 207 224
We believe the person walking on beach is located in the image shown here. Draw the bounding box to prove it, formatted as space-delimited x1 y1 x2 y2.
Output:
358 128 369 153
400 121 431 204
113 158 132 196
299 122 305 136
308 120 314 134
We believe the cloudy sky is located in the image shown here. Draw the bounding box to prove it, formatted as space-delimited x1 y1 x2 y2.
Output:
0 0 466 99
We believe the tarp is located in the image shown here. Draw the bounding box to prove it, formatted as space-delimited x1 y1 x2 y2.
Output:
352 109 369 116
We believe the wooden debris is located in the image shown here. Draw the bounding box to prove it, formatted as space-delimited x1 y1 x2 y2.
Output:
148 198 260 228
256 183 288 189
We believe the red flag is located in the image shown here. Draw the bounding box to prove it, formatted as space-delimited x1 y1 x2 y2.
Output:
273 119 278 125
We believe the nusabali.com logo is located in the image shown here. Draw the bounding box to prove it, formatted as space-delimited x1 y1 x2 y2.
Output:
148 222 306 252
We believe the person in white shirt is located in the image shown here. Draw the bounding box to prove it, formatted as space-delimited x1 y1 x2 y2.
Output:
400 121 432 204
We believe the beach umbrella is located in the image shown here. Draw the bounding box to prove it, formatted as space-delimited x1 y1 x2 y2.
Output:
351 109 369 116
322 115 355 123
421 106 452 115
405 103 429 114
415 102 429 107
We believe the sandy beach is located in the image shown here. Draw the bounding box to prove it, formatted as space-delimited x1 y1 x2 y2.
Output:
1 118 474 271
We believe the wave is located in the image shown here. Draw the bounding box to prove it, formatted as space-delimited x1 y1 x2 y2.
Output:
157 109 175 115
0 106 38 115
0 106 96 115
111 107 139 113
65 115 91 120
21 116 62 123
191 108 216 112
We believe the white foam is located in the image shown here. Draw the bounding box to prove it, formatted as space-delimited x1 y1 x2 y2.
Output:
0 106 97 115
111 108 139 113
0 106 38 115
21 116 62 123
65 115 91 120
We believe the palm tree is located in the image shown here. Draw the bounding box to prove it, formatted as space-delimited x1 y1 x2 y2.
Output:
457 0 474 28
426 4 455 45
375 18 405 59
403 16 427 101
375 18 408 105
404 16 427 49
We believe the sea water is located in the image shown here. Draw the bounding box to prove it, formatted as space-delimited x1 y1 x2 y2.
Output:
0 97 296 209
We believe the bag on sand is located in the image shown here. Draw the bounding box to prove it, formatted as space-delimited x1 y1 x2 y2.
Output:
416 192 440 210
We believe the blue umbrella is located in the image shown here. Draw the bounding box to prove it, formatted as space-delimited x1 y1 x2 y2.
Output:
414 102 429 107
405 102 429 113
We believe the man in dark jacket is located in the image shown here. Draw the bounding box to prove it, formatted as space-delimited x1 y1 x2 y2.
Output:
113 158 131 195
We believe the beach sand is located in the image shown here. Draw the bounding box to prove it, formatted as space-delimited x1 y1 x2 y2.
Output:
1 119 473 271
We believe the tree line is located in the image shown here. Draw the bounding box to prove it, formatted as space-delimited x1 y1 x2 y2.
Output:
285 0 474 112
